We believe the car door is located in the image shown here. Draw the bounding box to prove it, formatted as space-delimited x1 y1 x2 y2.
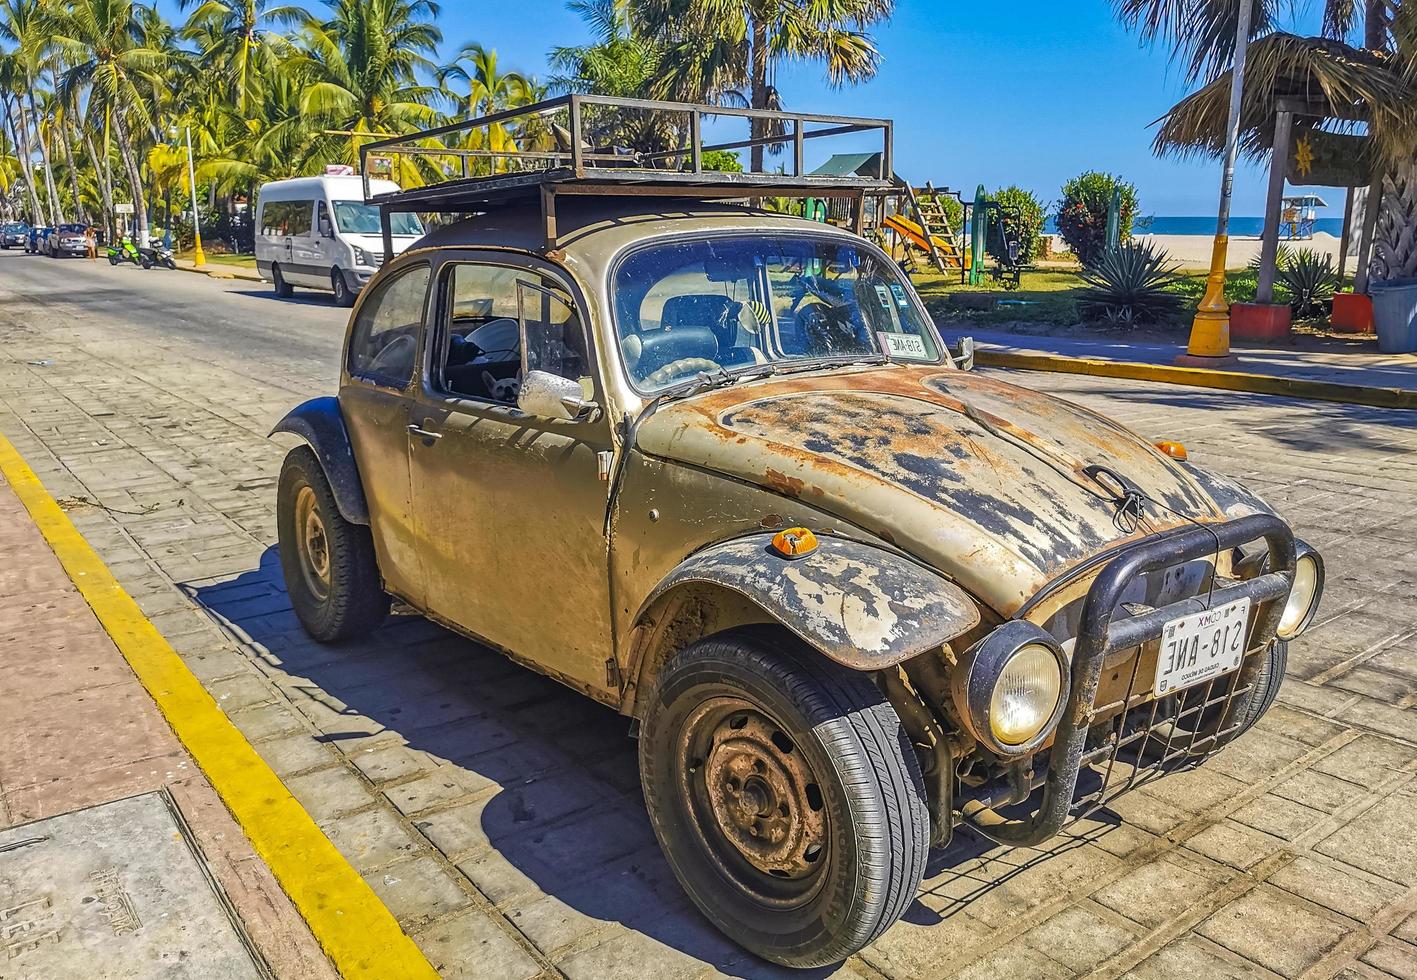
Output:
339 261 433 607
285 199 320 285
407 254 616 694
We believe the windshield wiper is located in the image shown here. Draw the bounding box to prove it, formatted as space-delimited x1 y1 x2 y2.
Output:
774 354 888 376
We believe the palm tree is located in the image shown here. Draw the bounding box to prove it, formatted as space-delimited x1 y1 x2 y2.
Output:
0 0 63 223
50 0 172 244
178 0 309 119
630 0 894 171
287 0 444 173
0 50 44 223
1116 0 1417 281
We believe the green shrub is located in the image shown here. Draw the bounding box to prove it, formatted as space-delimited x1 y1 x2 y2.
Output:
1078 240 1184 326
1277 249 1341 315
989 186 1046 265
1057 171 1139 266
701 149 743 173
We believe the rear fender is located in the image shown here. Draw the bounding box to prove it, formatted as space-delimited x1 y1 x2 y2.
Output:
636 533 980 672
269 396 369 525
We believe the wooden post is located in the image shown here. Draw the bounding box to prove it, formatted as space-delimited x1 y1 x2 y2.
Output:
1354 172 1383 294
1255 109 1293 305
1338 185 1356 279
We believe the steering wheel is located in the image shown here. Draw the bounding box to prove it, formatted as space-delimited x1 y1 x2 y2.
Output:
368 334 416 377
643 357 722 389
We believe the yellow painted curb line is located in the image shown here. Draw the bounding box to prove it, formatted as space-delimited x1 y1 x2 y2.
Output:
975 349 1417 410
0 435 438 980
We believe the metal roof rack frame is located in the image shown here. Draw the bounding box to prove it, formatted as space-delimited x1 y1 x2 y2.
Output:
358 94 894 258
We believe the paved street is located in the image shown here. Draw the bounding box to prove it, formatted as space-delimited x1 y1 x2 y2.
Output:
2 248 1416 979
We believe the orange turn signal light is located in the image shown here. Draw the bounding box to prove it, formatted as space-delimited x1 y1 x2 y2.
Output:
770 527 818 559
1155 440 1188 461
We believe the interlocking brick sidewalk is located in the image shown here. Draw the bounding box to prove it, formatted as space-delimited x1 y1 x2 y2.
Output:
0 477 337 979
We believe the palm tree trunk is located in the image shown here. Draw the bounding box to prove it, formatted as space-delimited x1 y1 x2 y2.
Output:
83 125 114 239
27 86 63 224
112 109 148 243
1364 0 1389 51
749 14 769 173
9 96 47 225
52 72 85 222
1372 162 1417 282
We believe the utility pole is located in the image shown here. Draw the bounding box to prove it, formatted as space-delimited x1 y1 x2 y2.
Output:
1178 0 1255 367
186 125 206 268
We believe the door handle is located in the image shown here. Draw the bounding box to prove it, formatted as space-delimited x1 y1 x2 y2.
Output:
408 423 443 441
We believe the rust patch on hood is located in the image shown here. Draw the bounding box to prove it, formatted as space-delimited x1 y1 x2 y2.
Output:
636 365 1228 615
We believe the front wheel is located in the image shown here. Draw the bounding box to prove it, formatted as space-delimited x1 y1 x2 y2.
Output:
272 263 294 298
162 257 176 270
331 268 355 307
108 254 120 266
276 445 388 642
639 630 929 968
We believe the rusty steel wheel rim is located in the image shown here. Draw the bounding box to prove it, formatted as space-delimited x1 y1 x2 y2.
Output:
294 485 331 603
677 696 829 909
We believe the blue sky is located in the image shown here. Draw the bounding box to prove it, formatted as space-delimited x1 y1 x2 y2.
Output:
162 0 1337 218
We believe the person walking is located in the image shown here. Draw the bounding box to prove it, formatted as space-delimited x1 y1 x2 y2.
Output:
85 225 97 261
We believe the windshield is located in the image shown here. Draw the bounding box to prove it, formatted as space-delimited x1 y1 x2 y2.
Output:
332 200 423 237
613 234 942 393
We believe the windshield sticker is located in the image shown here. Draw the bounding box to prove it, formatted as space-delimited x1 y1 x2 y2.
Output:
889 283 910 308
882 332 928 359
873 284 893 310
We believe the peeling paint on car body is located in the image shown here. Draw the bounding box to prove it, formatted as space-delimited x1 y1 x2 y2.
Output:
636 364 1227 617
639 533 981 669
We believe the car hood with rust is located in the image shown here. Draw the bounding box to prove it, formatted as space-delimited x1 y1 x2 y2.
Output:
635 365 1228 616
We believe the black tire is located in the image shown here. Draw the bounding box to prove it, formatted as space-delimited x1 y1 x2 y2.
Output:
272 263 294 298
140 255 152 270
1231 639 1287 734
276 445 388 642
108 254 119 266
162 257 176 270
639 629 929 968
331 268 355 307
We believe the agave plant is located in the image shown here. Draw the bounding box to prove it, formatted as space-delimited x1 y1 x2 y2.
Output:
1277 249 1341 316
1077 240 1185 327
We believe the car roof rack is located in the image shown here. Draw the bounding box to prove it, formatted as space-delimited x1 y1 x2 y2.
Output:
358 94 894 255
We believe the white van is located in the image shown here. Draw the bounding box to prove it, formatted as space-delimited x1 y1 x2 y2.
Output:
254 175 425 306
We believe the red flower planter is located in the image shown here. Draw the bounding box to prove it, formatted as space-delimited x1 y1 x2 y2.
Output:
1230 303 1292 342
1331 293 1374 334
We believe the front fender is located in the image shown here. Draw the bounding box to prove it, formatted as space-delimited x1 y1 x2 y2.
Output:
269 396 369 525
639 533 980 670
1181 461 1279 521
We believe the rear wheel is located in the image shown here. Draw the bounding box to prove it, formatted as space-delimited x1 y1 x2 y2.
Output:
331 268 355 307
639 629 929 968
277 445 388 642
272 263 294 297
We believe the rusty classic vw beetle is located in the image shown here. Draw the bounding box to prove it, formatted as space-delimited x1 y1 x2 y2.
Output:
272 98 1324 968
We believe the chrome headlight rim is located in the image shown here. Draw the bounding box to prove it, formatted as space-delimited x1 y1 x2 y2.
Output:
1276 545 1324 640
951 620 1069 757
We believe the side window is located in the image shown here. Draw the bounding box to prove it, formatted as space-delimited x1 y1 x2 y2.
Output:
437 263 589 405
260 202 288 237
317 201 332 237
287 200 313 237
347 264 430 387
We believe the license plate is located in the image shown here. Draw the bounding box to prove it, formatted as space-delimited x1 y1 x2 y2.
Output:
1154 598 1252 696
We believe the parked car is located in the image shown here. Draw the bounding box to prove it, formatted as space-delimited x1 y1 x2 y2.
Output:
254 174 424 306
1 221 29 249
45 223 90 257
271 98 1325 969
25 227 51 253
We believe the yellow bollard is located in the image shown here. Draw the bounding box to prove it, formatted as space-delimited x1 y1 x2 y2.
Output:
1176 235 1240 367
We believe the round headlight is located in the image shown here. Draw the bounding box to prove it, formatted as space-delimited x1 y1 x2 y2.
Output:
1277 551 1323 639
989 644 1064 746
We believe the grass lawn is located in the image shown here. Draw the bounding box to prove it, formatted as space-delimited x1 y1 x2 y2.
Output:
178 251 256 270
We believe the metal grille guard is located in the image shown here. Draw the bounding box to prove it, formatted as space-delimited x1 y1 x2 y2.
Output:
960 513 1295 847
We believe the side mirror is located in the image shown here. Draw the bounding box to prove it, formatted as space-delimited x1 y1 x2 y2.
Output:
951 336 976 371
517 370 600 422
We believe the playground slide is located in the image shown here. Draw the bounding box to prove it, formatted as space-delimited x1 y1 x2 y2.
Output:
882 214 960 262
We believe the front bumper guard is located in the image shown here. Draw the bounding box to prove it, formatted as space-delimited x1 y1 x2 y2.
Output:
961 513 1295 847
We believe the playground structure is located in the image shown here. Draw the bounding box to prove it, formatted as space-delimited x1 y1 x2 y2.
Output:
806 156 1027 289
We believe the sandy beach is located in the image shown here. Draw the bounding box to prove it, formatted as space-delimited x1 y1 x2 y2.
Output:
1049 232 1356 273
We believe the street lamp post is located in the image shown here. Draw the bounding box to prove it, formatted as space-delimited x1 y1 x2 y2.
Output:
185 125 207 268
1178 0 1255 367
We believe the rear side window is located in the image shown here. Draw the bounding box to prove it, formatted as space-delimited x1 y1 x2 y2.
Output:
259 200 315 237
347 265 431 387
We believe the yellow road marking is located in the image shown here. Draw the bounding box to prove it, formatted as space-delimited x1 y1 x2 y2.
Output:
976 349 1417 410
0 434 438 980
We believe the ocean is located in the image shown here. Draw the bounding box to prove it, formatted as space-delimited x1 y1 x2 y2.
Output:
1046 216 1345 237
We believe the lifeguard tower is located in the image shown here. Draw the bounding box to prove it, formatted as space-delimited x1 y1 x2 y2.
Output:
1281 194 1326 240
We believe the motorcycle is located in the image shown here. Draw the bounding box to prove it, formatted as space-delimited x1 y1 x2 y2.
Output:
140 238 177 270
107 237 151 269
